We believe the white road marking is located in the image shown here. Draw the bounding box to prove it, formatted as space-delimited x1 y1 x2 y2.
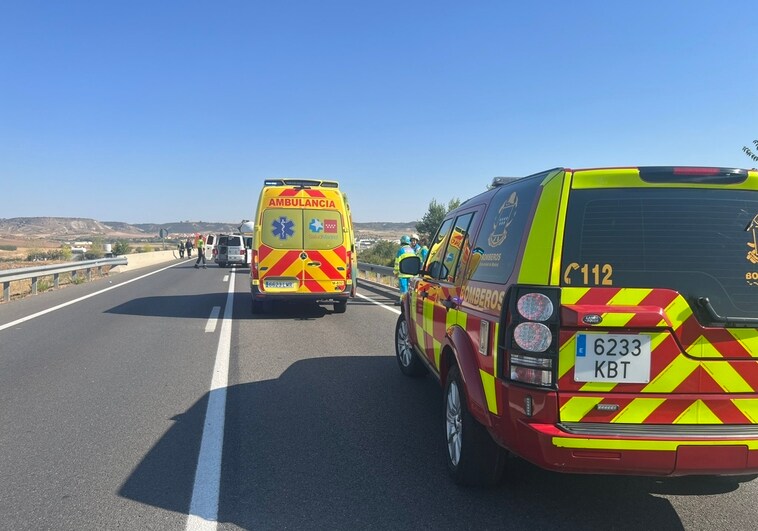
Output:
205 306 221 333
356 292 401 315
223 275 229 282
0 261 185 332
186 272 234 531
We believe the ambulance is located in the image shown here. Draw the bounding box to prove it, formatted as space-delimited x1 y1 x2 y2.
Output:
395 166 758 486
250 179 357 313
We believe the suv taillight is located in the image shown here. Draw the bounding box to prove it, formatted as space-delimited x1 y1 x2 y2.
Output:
502 286 560 388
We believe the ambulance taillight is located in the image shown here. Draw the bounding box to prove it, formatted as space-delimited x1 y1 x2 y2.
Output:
345 251 353 280
251 250 259 279
504 287 560 388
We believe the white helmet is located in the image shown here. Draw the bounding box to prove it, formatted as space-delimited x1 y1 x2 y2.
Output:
411 233 419 240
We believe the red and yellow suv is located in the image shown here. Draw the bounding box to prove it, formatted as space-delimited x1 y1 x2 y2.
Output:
395 166 758 486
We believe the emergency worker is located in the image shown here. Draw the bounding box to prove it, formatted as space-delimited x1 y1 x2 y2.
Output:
394 235 416 305
194 236 207 269
411 234 429 263
177 240 185 258
186 237 193 257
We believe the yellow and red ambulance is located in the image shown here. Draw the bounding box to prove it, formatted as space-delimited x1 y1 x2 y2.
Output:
250 179 357 313
395 166 758 486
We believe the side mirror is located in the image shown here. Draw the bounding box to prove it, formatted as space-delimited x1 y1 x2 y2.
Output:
399 256 421 275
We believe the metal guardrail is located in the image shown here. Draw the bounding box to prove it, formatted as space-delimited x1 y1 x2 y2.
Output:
0 257 128 302
0 258 381 303
356 261 398 291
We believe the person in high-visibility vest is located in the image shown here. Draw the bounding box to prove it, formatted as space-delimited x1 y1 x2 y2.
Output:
194 235 207 269
394 235 416 305
410 233 428 263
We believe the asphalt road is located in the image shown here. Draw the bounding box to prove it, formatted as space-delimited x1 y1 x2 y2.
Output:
0 260 756 530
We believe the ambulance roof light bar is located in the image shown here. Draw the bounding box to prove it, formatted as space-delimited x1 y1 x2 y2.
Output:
264 179 340 188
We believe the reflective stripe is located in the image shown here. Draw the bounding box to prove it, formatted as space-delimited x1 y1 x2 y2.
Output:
733 399 758 423
643 354 698 393
553 437 758 451
480 369 498 414
518 170 565 285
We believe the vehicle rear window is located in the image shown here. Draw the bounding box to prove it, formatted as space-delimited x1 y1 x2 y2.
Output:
561 188 758 317
227 236 242 246
261 208 344 249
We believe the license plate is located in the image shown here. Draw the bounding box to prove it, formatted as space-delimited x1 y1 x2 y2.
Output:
574 333 652 383
265 280 295 289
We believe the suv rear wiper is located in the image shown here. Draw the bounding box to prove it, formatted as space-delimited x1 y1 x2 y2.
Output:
697 297 758 328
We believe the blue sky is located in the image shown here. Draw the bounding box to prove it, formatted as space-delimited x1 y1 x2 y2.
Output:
1 1 756 224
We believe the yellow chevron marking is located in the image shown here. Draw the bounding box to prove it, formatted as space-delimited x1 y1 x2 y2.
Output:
580 382 618 393
673 400 723 424
553 438 758 451
701 356 754 393
560 397 603 422
433 338 442 369
598 313 636 327
728 328 758 359
423 299 434 336
643 354 698 393
561 287 590 305
609 289 652 306
480 369 498 414
558 335 577 379
732 399 758 423
415 323 426 352
659 295 693 329
611 398 666 424
446 307 458 331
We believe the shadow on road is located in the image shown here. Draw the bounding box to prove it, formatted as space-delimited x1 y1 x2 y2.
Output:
116 356 758 529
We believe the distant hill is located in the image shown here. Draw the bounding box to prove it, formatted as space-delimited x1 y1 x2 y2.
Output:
0 217 418 240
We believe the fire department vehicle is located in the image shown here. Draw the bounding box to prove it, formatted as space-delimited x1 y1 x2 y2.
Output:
395 166 758 486
250 179 357 313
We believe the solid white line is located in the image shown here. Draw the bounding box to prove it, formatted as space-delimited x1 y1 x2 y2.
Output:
205 306 221 333
223 275 229 282
186 272 234 531
0 261 186 333
356 292 401 315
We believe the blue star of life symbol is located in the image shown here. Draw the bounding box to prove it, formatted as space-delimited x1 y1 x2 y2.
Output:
309 218 323 233
272 216 295 240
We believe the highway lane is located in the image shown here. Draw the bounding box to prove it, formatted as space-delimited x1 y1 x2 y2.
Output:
1 262 757 530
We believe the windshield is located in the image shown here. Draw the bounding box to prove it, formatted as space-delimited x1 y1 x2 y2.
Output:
561 188 758 317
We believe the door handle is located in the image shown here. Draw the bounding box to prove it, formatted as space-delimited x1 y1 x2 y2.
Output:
307 261 322 267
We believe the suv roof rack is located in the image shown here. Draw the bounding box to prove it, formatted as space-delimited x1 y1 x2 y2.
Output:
491 176 521 187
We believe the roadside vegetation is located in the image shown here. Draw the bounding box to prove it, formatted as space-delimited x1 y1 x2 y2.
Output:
359 197 460 266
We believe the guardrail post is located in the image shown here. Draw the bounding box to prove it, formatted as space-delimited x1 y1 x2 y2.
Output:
54 273 60 289
87 268 92 282
31 276 38 295
72 270 78 283
3 281 9 302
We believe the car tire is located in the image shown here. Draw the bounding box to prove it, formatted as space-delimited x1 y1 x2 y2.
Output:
444 365 506 486
333 300 347 313
394 315 427 377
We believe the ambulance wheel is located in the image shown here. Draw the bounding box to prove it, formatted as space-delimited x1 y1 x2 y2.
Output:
333 300 347 313
444 365 505 486
395 315 427 377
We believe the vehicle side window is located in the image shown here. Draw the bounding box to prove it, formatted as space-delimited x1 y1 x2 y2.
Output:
443 213 475 283
468 179 540 284
425 218 455 280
